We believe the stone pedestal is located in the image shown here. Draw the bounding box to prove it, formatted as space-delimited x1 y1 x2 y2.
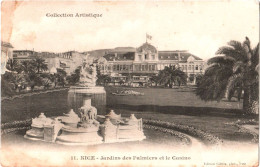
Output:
68 86 106 115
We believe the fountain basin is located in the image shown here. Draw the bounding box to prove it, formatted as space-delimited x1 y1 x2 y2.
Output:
69 86 106 94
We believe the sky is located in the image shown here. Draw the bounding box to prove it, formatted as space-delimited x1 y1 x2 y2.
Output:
2 0 259 60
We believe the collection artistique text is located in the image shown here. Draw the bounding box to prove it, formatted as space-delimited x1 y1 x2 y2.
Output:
46 13 102 18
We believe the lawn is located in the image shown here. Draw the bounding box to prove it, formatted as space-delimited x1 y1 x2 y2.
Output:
105 86 257 142
1 86 258 142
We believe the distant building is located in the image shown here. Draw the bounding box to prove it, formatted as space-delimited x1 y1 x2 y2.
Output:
13 50 38 62
12 50 87 75
1 41 14 74
57 51 87 75
98 42 204 86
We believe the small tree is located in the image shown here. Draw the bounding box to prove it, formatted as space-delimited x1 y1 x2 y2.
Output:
31 57 48 74
6 59 20 72
66 66 81 85
158 66 187 88
150 74 160 87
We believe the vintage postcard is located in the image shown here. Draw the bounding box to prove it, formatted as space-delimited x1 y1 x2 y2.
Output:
1 0 259 166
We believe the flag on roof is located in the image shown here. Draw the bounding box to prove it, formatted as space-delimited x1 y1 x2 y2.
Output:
146 33 152 40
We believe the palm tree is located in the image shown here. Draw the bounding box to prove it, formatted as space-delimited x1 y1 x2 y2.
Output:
31 57 48 74
196 37 259 114
19 60 34 74
158 66 187 88
6 59 20 72
222 38 259 114
196 56 234 101
150 74 160 87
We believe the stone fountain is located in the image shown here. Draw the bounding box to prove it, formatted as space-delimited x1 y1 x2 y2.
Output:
56 99 103 145
24 61 145 145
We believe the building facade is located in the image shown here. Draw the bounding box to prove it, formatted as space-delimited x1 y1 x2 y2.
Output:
13 50 37 62
1 41 14 74
98 43 204 86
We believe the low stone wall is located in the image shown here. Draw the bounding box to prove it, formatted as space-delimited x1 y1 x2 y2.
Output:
1 88 69 102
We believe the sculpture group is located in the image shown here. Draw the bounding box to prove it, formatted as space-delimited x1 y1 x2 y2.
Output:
24 99 146 145
79 62 97 87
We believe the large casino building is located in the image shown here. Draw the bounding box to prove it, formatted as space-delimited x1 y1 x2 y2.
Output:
98 42 204 86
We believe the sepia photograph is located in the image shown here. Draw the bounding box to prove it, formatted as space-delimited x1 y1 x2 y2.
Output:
1 0 259 166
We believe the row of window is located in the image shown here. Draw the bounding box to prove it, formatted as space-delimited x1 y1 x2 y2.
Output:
100 64 157 71
180 65 202 71
59 54 72 59
100 64 203 72
139 54 156 61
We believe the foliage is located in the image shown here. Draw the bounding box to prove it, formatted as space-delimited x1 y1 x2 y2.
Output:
195 74 204 86
97 74 111 86
149 74 160 86
196 37 259 114
1 75 15 97
55 68 67 87
196 57 234 101
19 61 34 74
158 66 187 88
66 66 81 85
31 57 48 74
96 65 111 86
6 59 20 72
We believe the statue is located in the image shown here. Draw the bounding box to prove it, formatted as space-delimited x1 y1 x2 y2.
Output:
79 63 97 87
78 98 99 128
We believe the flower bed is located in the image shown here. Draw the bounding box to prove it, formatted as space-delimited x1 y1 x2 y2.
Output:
225 119 259 143
112 90 144 96
1 127 31 135
143 119 222 145
144 124 191 145
1 119 32 130
1 88 69 101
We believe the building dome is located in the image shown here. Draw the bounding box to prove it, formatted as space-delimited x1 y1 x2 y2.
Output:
137 43 157 53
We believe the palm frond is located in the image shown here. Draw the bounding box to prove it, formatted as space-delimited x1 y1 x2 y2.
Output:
207 56 235 66
251 43 259 68
233 61 245 73
228 40 243 52
216 45 247 62
225 73 243 98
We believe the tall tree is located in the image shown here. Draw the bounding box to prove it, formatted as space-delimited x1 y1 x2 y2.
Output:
196 37 259 114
